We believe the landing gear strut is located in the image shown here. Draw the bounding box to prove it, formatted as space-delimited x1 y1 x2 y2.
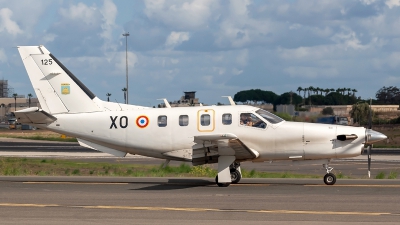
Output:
323 163 336 185
215 162 242 187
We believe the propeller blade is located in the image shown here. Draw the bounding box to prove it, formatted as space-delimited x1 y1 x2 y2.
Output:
367 145 372 178
368 98 372 129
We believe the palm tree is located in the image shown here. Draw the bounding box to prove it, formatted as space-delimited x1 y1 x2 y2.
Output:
352 89 358 97
296 87 303 96
303 88 308 105
347 88 351 96
122 88 127 104
324 88 330 96
106 93 111 102
27 93 33 107
308 86 314 105
12 93 17 111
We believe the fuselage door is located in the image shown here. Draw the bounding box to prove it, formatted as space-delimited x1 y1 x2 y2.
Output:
197 109 215 132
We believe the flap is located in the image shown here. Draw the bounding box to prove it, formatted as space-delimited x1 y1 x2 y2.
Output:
192 133 259 160
14 107 57 124
77 138 127 158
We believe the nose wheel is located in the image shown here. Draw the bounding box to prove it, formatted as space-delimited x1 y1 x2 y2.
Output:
323 163 336 185
323 173 336 185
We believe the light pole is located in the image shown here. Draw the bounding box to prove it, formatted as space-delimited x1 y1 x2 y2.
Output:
122 32 130 104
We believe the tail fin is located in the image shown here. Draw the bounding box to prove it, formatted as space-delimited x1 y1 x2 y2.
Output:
17 46 102 114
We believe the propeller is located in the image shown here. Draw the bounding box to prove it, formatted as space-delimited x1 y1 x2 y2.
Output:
367 98 372 178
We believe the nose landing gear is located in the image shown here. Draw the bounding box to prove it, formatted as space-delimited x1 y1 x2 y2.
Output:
323 163 336 185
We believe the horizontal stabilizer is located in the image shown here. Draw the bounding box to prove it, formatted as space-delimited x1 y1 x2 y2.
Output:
14 107 57 124
77 138 127 157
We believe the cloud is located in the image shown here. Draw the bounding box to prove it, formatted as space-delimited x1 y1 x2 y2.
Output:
114 51 138 73
59 3 99 25
283 66 339 79
100 0 118 52
144 0 215 30
386 0 400 8
165 31 190 49
0 8 22 35
0 48 6 63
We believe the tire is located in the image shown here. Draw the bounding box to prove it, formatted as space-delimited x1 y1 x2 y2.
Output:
215 175 230 187
230 169 241 184
324 173 336 185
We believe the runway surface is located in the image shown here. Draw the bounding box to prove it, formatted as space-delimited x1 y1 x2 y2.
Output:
1 177 400 224
1 138 400 178
1 138 400 223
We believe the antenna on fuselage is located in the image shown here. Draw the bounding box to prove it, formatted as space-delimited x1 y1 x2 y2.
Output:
157 98 171 108
115 99 123 111
222 96 236 106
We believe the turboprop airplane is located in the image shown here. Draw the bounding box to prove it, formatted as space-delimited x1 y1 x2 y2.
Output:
16 45 387 187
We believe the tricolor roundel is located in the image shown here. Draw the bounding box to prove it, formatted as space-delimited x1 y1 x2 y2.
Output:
136 115 149 128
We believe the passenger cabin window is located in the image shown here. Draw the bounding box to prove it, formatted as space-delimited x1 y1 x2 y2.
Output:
222 113 232 125
179 115 189 126
240 113 266 129
201 114 210 126
158 115 167 127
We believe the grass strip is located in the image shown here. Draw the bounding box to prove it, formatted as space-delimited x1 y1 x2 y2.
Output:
0 134 77 142
0 157 321 178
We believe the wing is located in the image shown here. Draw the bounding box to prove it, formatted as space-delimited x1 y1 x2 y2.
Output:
192 133 259 166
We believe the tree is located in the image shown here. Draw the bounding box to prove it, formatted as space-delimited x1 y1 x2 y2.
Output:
296 87 303 96
233 89 278 104
322 107 334 115
106 93 112 102
350 102 372 126
122 88 127 104
352 89 357 97
27 93 33 107
324 88 330 96
274 92 302 106
12 93 17 111
375 86 400 104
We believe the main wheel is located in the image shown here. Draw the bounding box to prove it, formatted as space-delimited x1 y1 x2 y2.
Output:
323 173 336 185
230 169 241 184
215 175 230 187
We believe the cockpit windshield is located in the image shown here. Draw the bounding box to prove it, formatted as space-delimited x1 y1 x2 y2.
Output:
255 109 284 124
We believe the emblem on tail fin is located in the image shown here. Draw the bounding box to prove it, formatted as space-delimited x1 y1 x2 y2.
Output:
61 83 70 95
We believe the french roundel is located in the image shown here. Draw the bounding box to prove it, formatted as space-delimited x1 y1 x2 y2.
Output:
136 116 149 128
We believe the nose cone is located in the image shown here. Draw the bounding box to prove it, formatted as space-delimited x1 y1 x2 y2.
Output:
365 129 387 144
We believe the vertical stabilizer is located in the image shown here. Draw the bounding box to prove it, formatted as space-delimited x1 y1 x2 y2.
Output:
17 46 101 114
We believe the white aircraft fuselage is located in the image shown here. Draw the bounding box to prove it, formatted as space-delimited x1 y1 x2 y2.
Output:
40 105 365 162
15 45 387 186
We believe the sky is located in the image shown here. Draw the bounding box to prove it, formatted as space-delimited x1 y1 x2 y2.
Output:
1 0 400 106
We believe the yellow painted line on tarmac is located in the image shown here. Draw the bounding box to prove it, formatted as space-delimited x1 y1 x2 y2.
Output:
249 209 389 216
23 182 128 185
0 203 391 216
304 184 400 187
233 184 271 186
0 203 60 207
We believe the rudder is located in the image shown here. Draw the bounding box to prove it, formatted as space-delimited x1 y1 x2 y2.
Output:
18 45 102 114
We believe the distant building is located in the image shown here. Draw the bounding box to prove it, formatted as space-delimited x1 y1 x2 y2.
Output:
308 105 400 116
276 104 295 116
159 91 202 107
0 97 40 122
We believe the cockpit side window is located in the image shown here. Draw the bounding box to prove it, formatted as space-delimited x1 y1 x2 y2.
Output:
239 113 266 129
255 109 284 124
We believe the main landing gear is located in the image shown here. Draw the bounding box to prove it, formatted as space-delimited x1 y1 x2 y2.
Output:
323 163 336 185
215 162 242 187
